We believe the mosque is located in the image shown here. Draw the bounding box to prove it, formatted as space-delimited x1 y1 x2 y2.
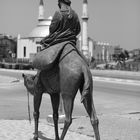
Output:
17 0 52 61
17 0 116 63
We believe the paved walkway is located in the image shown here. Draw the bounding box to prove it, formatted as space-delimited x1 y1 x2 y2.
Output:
0 69 140 140
0 114 140 140
0 75 16 83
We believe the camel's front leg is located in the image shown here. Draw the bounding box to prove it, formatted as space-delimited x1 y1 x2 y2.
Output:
33 93 43 140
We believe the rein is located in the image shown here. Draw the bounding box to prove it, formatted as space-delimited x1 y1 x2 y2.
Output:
59 49 75 63
27 90 31 124
59 42 76 63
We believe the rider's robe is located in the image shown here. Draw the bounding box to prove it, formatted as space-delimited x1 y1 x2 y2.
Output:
40 7 81 47
32 7 89 71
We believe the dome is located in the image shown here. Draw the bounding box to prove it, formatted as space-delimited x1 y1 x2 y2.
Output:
28 17 52 38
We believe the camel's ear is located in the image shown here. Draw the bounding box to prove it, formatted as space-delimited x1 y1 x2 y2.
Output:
22 73 25 78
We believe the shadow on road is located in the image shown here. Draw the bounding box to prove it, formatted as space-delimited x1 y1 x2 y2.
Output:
38 131 53 140
30 131 53 140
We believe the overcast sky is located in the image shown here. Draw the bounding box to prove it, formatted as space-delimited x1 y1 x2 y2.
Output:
0 0 140 50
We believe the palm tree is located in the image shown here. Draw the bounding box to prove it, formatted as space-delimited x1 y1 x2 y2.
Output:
112 50 129 70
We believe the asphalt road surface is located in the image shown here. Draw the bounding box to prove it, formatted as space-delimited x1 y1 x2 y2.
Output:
0 70 140 120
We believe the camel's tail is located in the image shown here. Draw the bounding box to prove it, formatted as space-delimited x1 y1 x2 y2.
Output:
80 66 93 103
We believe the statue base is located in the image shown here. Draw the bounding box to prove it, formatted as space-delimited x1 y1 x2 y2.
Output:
47 114 65 124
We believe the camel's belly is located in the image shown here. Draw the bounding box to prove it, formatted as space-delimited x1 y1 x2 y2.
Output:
41 68 60 94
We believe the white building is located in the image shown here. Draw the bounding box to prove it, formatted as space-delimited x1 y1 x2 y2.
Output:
78 36 94 59
17 0 116 64
17 0 52 61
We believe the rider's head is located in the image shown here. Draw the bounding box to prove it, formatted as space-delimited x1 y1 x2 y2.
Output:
58 0 71 9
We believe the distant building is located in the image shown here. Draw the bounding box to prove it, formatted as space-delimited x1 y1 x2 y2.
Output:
80 0 116 63
92 41 115 63
132 49 140 56
114 45 123 55
78 36 115 63
81 0 89 58
78 36 94 59
17 0 119 64
0 34 17 60
17 0 52 61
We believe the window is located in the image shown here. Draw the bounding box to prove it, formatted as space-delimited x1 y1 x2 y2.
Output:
24 46 26 57
37 46 41 52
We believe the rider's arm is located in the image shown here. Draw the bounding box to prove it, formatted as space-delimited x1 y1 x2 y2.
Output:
75 17 81 36
49 11 61 34
40 11 61 45
74 13 81 36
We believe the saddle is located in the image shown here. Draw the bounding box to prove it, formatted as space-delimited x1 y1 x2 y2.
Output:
32 41 88 70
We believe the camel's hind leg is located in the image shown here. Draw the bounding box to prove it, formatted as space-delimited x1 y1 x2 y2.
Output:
60 94 74 140
50 93 60 140
82 94 100 140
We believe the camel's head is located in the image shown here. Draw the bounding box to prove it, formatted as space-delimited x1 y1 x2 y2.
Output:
22 73 35 95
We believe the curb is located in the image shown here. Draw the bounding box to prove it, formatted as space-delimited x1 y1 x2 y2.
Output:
0 68 37 74
0 68 140 85
93 76 140 85
0 80 23 87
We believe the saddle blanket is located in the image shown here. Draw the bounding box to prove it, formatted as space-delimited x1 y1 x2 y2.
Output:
32 41 73 70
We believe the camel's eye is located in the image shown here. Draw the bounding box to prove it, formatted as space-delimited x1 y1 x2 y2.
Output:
26 78 31 83
31 76 35 80
26 78 33 85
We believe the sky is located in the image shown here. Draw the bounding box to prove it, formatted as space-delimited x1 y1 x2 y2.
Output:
0 0 140 50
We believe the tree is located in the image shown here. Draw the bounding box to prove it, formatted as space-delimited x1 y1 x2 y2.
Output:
123 50 129 60
112 50 130 70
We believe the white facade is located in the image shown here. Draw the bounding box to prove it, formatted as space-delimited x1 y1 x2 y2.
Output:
88 39 94 57
17 0 51 61
17 37 41 60
78 36 93 59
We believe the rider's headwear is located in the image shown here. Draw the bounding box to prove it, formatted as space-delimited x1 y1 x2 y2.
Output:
58 0 71 6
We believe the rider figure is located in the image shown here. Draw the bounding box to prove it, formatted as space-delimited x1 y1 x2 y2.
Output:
40 0 81 47
35 0 82 89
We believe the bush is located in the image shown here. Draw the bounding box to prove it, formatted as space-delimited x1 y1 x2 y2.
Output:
0 62 4 68
11 63 19 69
4 63 12 69
0 62 34 70
18 63 33 70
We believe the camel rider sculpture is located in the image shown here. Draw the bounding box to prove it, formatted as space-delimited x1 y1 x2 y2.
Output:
40 0 81 48
32 0 80 87
33 0 89 89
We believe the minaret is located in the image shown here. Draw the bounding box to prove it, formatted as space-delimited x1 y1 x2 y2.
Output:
82 0 89 58
38 0 44 21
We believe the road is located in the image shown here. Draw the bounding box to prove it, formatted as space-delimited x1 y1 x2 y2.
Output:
0 70 140 120
94 80 140 115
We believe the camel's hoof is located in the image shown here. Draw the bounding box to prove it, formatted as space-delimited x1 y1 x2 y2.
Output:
55 136 60 140
33 135 38 140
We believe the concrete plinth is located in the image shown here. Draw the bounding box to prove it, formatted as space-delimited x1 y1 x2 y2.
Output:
47 114 65 124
